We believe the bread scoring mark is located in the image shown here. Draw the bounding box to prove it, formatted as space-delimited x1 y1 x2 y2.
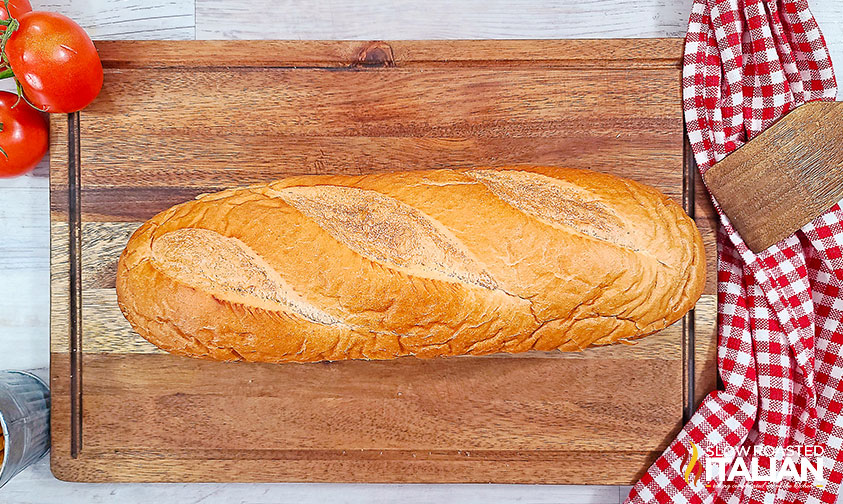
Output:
150 228 341 325
270 185 497 289
466 169 630 246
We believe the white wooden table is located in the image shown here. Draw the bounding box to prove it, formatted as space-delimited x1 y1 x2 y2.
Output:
1 1 841 502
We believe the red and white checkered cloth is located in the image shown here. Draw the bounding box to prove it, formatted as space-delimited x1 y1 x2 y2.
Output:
626 0 840 503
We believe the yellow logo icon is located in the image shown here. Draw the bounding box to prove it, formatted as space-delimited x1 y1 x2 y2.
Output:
682 442 703 486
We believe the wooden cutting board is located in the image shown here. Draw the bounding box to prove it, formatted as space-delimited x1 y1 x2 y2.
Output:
50 39 718 484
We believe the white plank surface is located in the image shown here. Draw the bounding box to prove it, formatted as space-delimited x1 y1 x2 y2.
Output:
0 1 842 503
1 459 629 504
0 168 49 371
196 0 693 39
814 2 843 80
39 0 194 40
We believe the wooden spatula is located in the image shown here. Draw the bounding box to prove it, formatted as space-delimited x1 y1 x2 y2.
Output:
703 101 843 253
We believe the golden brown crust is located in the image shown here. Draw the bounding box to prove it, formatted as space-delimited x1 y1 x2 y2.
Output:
115 166 706 363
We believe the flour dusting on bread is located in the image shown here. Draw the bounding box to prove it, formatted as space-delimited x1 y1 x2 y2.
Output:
151 228 340 325
467 169 630 247
272 185 497 289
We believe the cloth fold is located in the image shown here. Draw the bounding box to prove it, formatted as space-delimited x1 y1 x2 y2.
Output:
627 0 839 502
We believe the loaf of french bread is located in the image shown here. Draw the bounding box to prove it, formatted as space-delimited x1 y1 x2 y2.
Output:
116 166 705 363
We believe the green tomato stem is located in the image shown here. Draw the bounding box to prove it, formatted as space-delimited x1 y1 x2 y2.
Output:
0 68 12 80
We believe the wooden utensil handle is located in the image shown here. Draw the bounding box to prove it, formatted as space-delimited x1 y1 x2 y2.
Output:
703 101 843 253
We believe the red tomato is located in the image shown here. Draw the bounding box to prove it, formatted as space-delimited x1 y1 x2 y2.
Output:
0 91 48 177
0 0 33 22
5 11 103 113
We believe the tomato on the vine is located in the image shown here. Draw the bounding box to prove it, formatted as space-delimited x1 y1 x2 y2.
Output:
5 11 103 113
0 0 32 23
0 91 48 177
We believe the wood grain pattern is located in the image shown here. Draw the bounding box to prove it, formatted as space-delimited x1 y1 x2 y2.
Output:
62 40 685 224
49 39 714 484
50 353 681 484
704 101 843 252
693 295 718 409
695 170 718 295
92 39 683 68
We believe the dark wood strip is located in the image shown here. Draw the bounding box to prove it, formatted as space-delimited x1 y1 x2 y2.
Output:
78 187 209 221
68 112 83 459
683 129 697 424
77 136 682 184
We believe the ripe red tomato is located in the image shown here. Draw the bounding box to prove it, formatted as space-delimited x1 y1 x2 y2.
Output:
0 91 48 177
5 11 103 113
0 0 32 22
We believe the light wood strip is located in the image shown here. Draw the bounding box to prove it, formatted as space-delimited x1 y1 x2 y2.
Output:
50 114 71 365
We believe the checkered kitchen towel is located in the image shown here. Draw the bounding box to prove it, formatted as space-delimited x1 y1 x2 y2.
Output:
626 0 840 503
